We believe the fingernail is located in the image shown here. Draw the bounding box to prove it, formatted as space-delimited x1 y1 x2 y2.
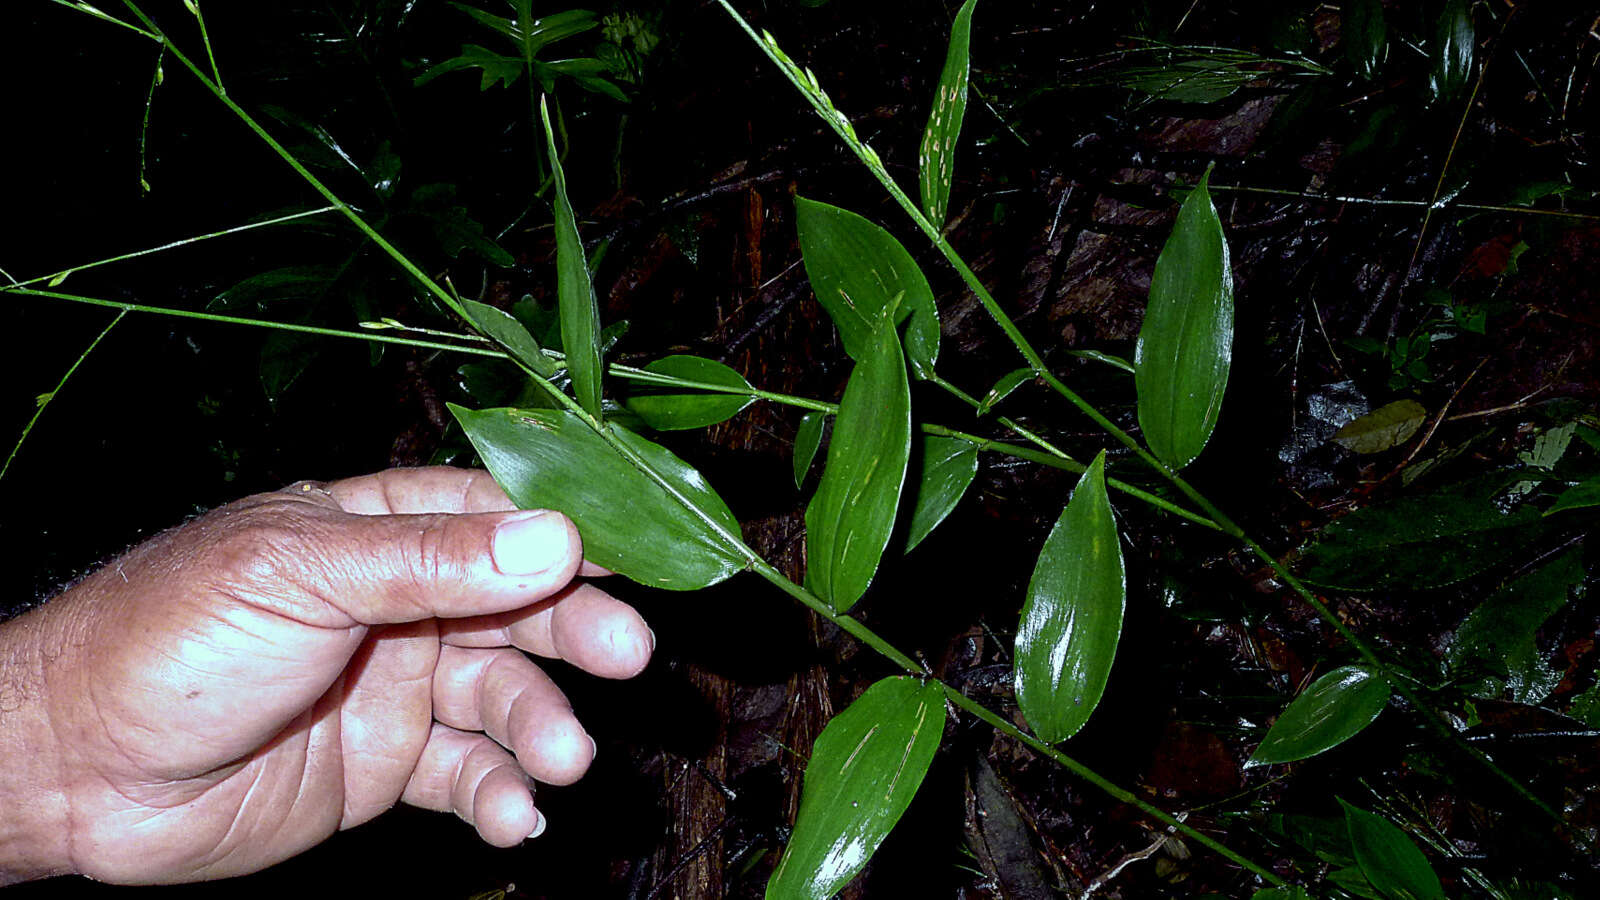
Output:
528 808 547 840
493 512 569 576
588 734 599 762
646 626 657 653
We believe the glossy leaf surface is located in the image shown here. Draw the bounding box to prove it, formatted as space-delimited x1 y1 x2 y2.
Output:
1134 167 1233 470
623 355 756 431
1341 801 1446 900
902 435 979 553
1332 399 1425 454
451 405 744 590
1301 472 1555 591
462 298 558 377
542 96 603 417
1429 0 1474 103
1246 665 1389 767
918 0 976 228
977 367 1032 417
1447 547 1583 705
767 677 946 900
1344 0 1387 80
1014 452 1125 742
793 410 826 489
795 196 940 379
805 319 912 611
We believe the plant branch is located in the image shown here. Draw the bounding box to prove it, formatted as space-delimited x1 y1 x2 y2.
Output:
1 310 128 483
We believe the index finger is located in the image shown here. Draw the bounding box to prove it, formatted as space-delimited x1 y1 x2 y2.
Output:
327 467 612 577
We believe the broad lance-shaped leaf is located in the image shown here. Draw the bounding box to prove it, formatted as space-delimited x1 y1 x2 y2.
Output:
1134 166 1233 470
541 95 603 418
805 316 912 611
902 434 979 553
450 404 744 590
918 0 976 228
793 410 826 489
1332 399 1425 455
767 677 946 900
1246 665 1389 768
1341 800 1447 900
1429 0 1474 104
622 355 756 431
795 196 940 379
462 298 558 377
1344 0 1387 81
1014 451 1125 743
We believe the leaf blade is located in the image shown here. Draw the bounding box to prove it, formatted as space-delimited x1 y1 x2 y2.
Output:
1331 399 1426 454
541 95 604 418
795 196 940 379
1014 451 1126 742
918 0 976 228
1134 166 1233 470
1341 801 1447 900
451 405 744 590
902 435 979 553
622 355 756 431
1245 665 1390 767
462 298 558 377
767 677 946 900
794 410 827 489
805 319 913 611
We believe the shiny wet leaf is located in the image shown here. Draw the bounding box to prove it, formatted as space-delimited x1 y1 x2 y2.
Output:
767 676 946 900
805 315 912 611
793 410 827 489
622 355 756 431
542 96 603 418
918 0 976 229
795 196 940 379
902 434 979 553
462 298 558 377
1014 451 1125 742
1246 665 1389 767
1135 166 1233 470
451 405 744 590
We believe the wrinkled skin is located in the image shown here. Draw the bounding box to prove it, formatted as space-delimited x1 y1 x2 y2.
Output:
0 467 651 885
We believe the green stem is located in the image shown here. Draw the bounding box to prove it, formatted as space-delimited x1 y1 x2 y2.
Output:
7 288 504 358
120 1 470 323
744 557 1287 888
51 0 159 40
1208 184 1599 221
188 0 223 93
11 206 339 290
2 310 128 483
720 0 1585 852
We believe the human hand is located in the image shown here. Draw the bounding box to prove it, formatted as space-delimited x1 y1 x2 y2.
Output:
0 467 651 885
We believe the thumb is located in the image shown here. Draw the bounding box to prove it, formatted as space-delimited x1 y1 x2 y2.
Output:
221 500 585 626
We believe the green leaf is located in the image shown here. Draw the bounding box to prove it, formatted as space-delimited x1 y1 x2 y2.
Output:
917 0 976 228
1014 451 1126 743
450 405 744 590
1134 165 1233 470
1341 800 1446 900
805 318 913 611
1429 0 1474 104
414 43 524 90
542 96 603 418
462 299 558 377
1547 478 1600 515
794 196 940 380
408 183 516 267
977 367 1032 417
1068 348 1135 374
1245 665 1390 767
767 677 946 900
1343 0 1387 80
1447 547 1584 705
1300 472 1556 591
622 355 756 430
1332 399 1427 454
1253 889 1313 900
902 435 979 553
794 410 826 489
